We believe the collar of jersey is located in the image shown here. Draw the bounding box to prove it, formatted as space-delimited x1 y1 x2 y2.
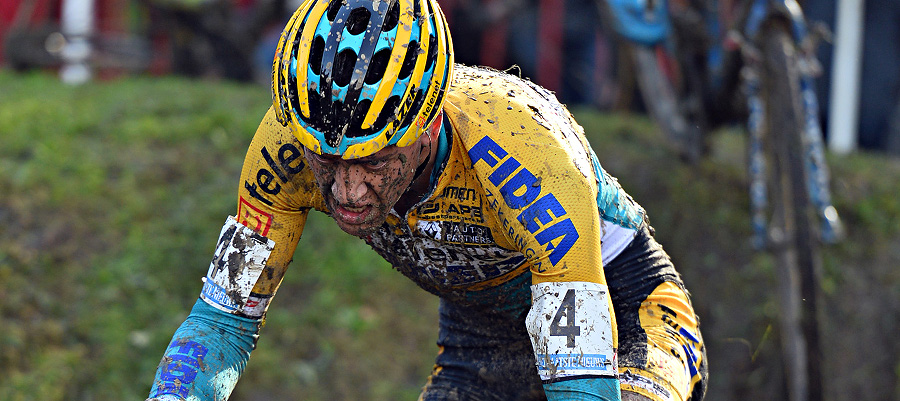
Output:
429 119 451 188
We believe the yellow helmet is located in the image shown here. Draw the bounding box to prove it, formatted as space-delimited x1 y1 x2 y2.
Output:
272 0 454 159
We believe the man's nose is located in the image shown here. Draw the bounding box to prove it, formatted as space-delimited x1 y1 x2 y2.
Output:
331 164 368 204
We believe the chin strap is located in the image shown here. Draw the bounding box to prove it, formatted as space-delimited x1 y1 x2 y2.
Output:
407 111 446 193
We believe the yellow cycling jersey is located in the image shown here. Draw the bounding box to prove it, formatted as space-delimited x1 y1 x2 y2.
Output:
216 64 705 401
235 64 646 308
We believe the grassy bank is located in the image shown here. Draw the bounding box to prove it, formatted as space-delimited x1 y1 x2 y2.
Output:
1 70 897 400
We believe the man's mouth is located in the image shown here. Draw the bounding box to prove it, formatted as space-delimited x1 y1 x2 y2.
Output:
333 204 373 225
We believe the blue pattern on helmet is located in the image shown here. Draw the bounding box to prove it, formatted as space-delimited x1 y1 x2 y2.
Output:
336 29 366 53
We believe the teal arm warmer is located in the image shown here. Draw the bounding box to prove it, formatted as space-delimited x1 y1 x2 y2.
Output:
544 377 622 401
148 299 260 400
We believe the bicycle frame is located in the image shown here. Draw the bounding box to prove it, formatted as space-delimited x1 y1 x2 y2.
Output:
600 1 845 400
738 0 843 246
605 0 842 246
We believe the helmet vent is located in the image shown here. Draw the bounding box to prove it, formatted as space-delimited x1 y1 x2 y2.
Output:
326 0 341 22
346 99 373 138
378 95 402 131
334 48 357 87
346 8 370 35
309 36 326 76
425 34 437 71
365 49 390 85
382 1 400 31
324 100 345 147
398 40 419 79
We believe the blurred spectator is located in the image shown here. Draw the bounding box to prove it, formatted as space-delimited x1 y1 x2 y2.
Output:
439 0 504 66
144 0 256 81
806 0 900 154
1 0 62 70
2 0 148 76
439 0 618 107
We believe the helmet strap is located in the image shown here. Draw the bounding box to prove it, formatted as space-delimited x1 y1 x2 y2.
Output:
427 111 444 142
410 111 444 182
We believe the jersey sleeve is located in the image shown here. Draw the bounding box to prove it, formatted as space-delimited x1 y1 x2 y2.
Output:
445 66 621 395
199 105 326 318
148 106 325 400
233 105 326 304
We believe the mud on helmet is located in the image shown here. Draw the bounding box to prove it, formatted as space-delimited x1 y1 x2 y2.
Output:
272 0 454 159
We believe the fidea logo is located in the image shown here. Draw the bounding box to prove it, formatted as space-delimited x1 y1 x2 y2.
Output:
467 136 579 266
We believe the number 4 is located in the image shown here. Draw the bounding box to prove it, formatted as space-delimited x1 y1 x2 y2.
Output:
550 289 581 348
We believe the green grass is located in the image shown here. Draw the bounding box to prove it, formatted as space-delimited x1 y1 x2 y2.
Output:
1 70 898 401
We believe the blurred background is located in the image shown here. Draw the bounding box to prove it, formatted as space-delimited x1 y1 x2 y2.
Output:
0 0 898 400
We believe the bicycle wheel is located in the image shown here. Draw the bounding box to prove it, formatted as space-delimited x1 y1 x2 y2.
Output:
757 19 824 401
630 43 705 162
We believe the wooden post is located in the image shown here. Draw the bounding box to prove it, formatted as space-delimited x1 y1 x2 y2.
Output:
60 0 94 84
828 0 865 154
537 0 563 92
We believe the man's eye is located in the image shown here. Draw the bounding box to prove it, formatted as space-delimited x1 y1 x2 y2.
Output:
364 160 387 169
311 153 334 164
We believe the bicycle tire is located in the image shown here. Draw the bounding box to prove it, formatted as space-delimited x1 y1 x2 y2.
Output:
757 19 824 401
630 43 705 162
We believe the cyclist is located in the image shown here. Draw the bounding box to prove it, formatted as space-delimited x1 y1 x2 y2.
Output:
147 0 707 399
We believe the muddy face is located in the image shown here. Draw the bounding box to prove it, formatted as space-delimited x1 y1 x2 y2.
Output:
303 141 430 237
